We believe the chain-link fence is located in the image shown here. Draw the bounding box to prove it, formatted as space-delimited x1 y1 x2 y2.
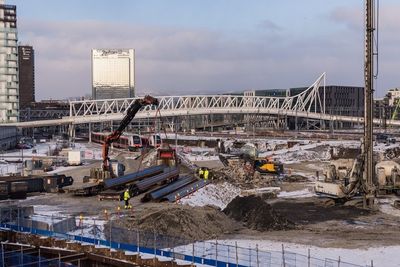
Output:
0 210 373 267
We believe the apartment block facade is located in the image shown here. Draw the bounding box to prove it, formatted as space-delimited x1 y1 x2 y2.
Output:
0 0 18 122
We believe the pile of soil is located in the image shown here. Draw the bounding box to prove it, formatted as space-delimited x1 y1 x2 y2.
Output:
112 204 239 242
223 195 295 231
271 197 370 225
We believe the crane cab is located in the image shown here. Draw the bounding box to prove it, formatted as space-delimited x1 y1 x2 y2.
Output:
157 144 177 167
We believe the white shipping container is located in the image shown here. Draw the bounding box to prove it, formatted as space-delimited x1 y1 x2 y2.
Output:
68 151 84 166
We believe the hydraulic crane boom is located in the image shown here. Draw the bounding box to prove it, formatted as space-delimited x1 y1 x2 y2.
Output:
102 95 159 171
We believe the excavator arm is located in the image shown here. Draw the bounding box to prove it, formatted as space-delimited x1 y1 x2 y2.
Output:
102 95 159 171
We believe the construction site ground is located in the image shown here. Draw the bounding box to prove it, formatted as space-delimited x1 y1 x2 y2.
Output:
5 135 400 266
16 156 400 249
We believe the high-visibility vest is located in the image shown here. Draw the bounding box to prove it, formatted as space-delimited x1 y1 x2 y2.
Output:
199 169 204 175
124 191 130 200
204 170 209 180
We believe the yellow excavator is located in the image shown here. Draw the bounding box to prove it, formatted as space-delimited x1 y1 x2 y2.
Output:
253 158 284 175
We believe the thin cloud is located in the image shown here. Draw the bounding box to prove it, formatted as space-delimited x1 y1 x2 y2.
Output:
17 10 400 100
257 19 283 32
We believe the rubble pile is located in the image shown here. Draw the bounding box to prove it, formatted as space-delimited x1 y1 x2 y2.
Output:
212 165 274 189
384 147 400 160
223 195 295 231
276 148 330 163
141 149 158 167
331 146 361 159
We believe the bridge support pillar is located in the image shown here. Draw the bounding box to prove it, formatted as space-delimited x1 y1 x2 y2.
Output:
89 123 92 143
68 124 75 144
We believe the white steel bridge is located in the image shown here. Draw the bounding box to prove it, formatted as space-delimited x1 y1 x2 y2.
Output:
1 73 397 128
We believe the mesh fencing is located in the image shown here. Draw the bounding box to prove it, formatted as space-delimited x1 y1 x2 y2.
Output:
0 211 373 267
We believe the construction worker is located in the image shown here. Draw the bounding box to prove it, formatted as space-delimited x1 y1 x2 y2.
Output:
198 167 204 179
123 188 132 209
203 168 209 181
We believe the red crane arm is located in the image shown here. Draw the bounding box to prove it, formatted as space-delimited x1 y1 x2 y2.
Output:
102 95 159 171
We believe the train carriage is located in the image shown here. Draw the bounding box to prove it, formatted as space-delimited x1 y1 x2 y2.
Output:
91 132 155 150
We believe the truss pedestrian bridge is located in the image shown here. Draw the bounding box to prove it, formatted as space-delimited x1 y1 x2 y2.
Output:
2 73 397 128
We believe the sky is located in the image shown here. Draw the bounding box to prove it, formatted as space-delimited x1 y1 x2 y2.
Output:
7 0 400 100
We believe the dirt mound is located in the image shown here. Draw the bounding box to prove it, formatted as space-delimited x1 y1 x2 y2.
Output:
114 204 239 241
223 195 295 231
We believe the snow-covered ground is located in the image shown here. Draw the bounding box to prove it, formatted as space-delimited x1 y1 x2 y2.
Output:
277 188 315 199
378 198 400 217
0 141 104 175
32 204 107 240
179 182 241 210
179 183 316 209
216 239 395 267
172 238 392 267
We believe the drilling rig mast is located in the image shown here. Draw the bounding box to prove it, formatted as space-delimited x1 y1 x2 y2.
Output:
362 0 376 207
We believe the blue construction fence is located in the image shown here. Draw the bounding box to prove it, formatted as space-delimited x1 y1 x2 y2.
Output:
0 214 373 267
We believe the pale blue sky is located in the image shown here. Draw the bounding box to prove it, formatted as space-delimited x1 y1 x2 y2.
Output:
11 1 358 32
7 0 400 99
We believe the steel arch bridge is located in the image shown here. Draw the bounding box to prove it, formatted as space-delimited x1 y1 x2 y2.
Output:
1 73 398 128
70 73 326 122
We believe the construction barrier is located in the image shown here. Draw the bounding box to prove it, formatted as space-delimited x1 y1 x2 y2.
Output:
0 218 373 267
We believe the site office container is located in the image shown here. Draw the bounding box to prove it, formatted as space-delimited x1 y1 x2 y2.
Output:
43 175 74 192
0 181 8 200
68 151 84 166
0 177 44 193
9 181 28 199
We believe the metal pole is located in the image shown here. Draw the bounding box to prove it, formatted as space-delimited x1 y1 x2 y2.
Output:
38 248 41 267
256 244 259 267
215 240 218 267
172 239 175 261
338 256 341 267
175 118 178 149
192 241 195 264
282 244 286 267
249 246 251 266
363 0 376 208
153 231 156 260
308 248 311 267
109 219 112 248
235 242 238 267
228 243 230 264
89 123 92 143
1 243 4 267
17 208 19 231
137 230 140 255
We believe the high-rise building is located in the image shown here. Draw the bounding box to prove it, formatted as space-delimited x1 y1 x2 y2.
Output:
0 0 19 122
18 45 35 108
91 49 135 100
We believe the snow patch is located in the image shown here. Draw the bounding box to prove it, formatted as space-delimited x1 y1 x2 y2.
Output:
278 188 315 199
179 182 241 210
